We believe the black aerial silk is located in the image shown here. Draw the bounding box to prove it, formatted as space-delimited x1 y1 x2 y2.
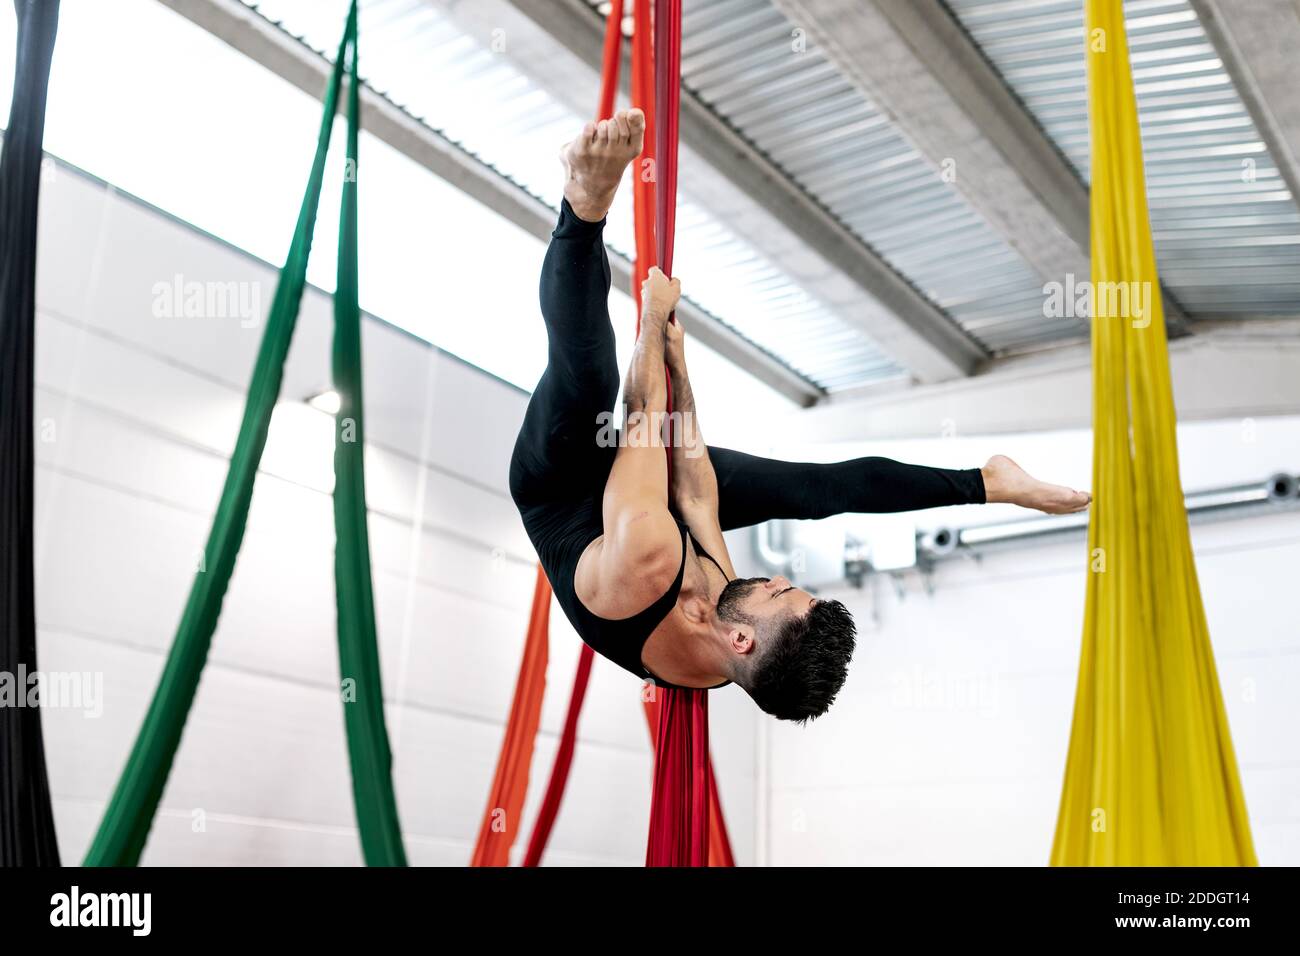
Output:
0 0 62 868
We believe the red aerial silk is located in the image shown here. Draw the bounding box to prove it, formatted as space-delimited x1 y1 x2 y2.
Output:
641 0 714 869
478 0 732 868
630 0 657 307
642 699 734 867
520 642 592 866
469 566 551 866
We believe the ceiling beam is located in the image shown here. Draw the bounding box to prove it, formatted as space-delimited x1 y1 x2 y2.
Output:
771 0 1191 335
789 319 1300 441
490 0 987 381
1188 0 1300 205
154 0 823 406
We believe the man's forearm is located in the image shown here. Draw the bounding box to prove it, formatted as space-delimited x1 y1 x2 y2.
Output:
666 341 719 510
623 310 669 422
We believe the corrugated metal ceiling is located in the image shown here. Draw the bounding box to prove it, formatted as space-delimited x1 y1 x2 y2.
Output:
667 0 1082 354
240 0 905 393
947 0 1300 318
239 0 1298 395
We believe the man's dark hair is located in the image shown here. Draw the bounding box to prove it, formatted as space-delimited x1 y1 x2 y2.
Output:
719 581 855 722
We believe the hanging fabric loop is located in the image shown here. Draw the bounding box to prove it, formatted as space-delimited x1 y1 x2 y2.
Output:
0 0 63 868
1050 0 1255 867
332 9 408 866
472 566 552 867
87 0 406 866
475 0 732 868
642 0 713 869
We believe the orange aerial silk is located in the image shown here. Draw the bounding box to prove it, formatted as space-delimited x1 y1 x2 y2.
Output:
470 567 550 866
1050 0 1256 866
520 0 642 865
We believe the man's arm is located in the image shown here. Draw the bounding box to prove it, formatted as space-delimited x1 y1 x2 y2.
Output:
575 269 685 617
663 316 737 578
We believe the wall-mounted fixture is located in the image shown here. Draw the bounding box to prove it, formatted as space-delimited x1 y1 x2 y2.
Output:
306 389 342 415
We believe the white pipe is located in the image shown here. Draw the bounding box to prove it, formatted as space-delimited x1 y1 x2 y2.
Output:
954 472 1298 553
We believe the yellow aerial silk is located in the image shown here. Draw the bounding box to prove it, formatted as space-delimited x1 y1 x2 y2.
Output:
1050 0 1257 866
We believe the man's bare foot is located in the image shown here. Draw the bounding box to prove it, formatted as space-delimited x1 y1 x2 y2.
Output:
561 108 645 223
981 454 1091 515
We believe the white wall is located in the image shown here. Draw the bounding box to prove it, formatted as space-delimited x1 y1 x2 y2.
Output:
28 154 1294 870
31 161 757 866
762 422 1300 865
1 0 795 443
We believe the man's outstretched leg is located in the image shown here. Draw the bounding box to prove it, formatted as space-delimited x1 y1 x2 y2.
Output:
708 447 1090 532
509 110 645 507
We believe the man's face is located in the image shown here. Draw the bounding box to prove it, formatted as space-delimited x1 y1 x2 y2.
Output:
716 575 817 629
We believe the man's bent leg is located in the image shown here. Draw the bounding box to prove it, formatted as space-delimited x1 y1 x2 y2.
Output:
708 446 985 532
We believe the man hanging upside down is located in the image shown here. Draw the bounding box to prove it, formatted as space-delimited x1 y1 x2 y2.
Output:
509 108 1091 722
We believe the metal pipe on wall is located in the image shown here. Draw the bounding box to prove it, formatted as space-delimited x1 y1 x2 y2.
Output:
924 472 1299 560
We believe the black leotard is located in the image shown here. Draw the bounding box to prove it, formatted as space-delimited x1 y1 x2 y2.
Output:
509 200 986 686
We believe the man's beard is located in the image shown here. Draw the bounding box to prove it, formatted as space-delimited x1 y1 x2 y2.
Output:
716 576 767 625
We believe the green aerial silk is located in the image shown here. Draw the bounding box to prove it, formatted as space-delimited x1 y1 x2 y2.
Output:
86 0 406 866
331 14 407 866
